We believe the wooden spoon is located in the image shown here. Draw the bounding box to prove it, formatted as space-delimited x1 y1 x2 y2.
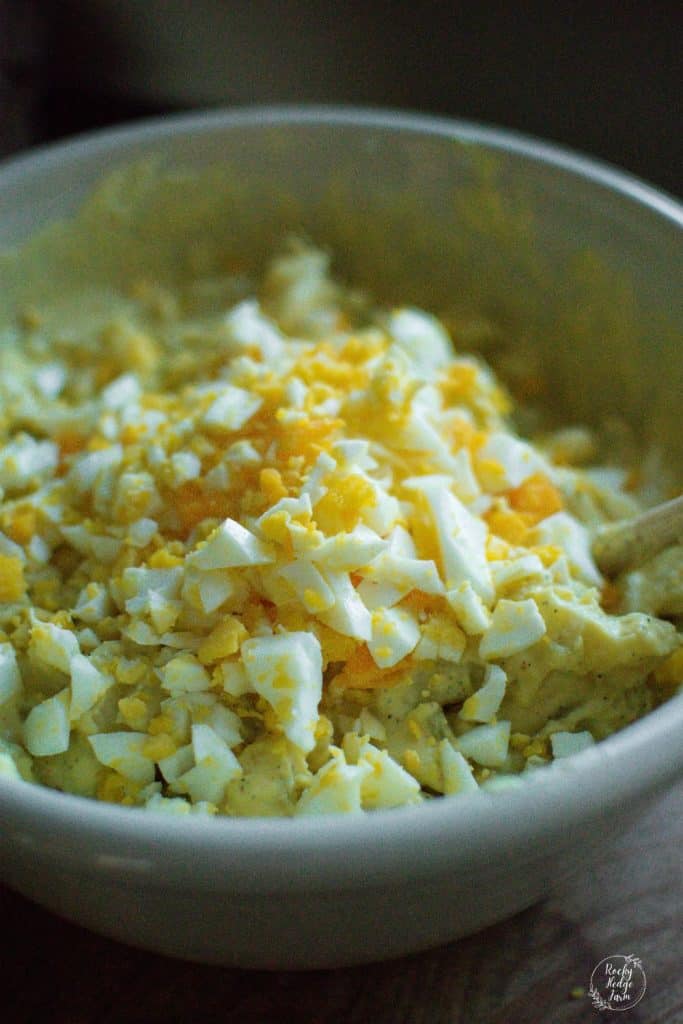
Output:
592 494 683 576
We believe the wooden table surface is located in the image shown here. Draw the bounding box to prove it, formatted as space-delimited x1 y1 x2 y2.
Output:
3 781 682 1024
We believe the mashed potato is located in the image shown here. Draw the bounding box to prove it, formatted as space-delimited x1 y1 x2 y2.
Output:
0 241 680 815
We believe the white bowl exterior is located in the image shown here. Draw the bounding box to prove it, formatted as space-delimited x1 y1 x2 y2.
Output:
2 686 682 966
0 106 682 967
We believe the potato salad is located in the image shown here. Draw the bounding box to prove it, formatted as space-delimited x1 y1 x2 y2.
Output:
0 242 680 816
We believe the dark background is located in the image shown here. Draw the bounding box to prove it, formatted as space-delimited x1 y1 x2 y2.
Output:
0 1 681 196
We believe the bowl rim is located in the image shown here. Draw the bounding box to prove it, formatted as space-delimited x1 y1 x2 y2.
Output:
0 103 681 226
0 104 681 890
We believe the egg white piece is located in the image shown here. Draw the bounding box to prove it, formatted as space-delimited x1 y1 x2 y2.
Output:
362 550 444 596
168 451 202 486
158 743 195 784
225 439 262 466
413 617 466 663
0 434 59 493
479 598 547 660
285 519 326 557
123 620 161 646
203 384 263 431
345 471 401 535
368 606 421 669
300 451 337 505
400 409 463 477
318 570 373 642
477 432 550 491
357 742 422 808
157 654 212 696
0 644 22 706
171 724 242 804
388 308 453 374
491 554 546 594
143 793 193 815
446 447 482 503
446 581 491 635
69 652 113 722
68 445 123 494
356 577 406 611
439 741 479 795
127 517 158 547
23 689 71 756
181 567 237 614
72 583 112 624
551 730 596 758
459 665 507 723
223 299 285 361
331 439 378 472
309 524 387 572
204 704 243 748
88 730 155 784
188 518 275 569
404 475 493 601
255 494 313 540
241 631 323 753
34 362 67 399
113 471 161 522
149 592 183 634
204 462 231 491
278 559 335 613
356 708 387 742
60 524 122 565
29 619 80 674
122 565 182 597
0 751 21 780
101 373 141 410
456 721 511 768
531 512 603 587
26 534 50 564
216 661 250 697
296 747 371 815
386 524 418 557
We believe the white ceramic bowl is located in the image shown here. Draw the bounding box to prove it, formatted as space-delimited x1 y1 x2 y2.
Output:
0 107 681 969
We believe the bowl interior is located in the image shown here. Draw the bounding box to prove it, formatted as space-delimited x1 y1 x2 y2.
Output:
1 108 681 471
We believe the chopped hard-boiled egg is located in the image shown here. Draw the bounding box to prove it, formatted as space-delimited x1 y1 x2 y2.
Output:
29 619 80 674
0 435 59 493
440 741 479 795
188 519 275 569
0 645 22 706
404 475 493 601
0 239 678 815
296 746 370 815
171 723 242 804
88 730 156 784
69 652 113 722
550 730 596 758
460 665 507 723
479 598 547 660
456 721 511 768
241 632 323 753
157 654 212 696
368 606 421 668
24 689 71 756
388 308 453 373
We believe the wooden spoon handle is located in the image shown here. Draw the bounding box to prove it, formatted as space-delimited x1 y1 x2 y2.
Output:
592 494 683 576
